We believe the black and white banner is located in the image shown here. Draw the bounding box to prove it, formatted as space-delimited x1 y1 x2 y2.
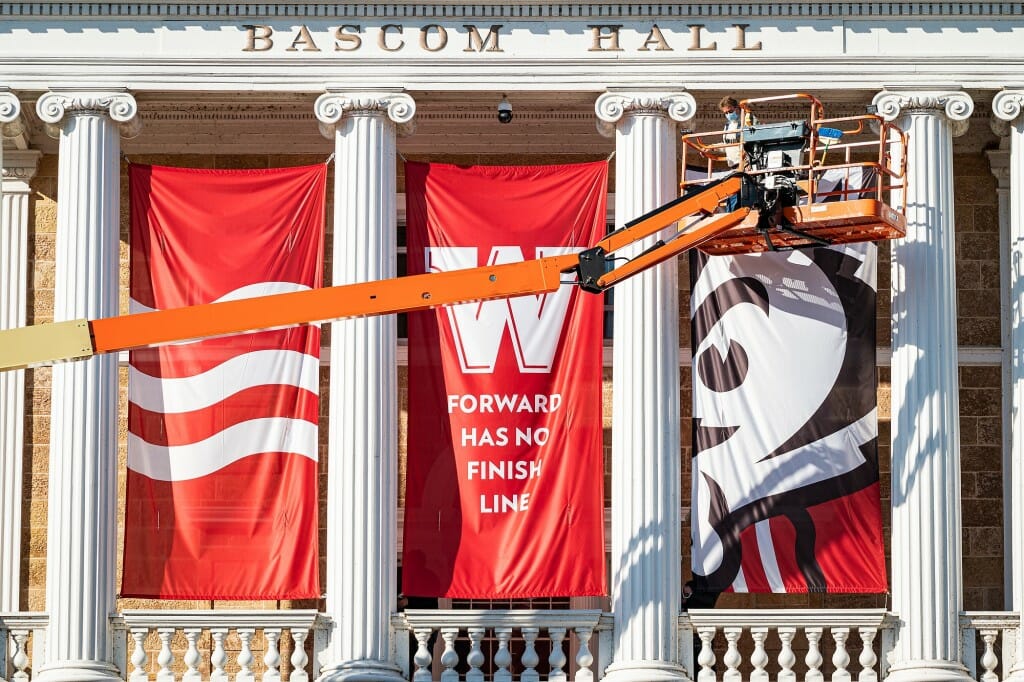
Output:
688 168 887 594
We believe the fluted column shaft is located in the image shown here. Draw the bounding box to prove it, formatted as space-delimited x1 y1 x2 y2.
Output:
34 90 138 682
315 89 414 682
596 91 695 682
0 147 40 612
993 88 1024 681
873 89 974 682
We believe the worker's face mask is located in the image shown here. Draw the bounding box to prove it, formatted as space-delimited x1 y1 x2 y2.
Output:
725 111 740 123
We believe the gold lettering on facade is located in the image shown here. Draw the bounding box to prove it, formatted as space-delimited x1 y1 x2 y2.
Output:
379 24 405 51
588 25 623 51
464 24 503 52
243 24 274 52
420 24 449 52
687 24 716 51
732 24 762 50
638 24 672 51
286 25 321 52
334 25 362 51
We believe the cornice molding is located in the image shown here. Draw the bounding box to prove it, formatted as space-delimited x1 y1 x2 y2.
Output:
2 2 1022 19
314 90 416 138
36 90 142 139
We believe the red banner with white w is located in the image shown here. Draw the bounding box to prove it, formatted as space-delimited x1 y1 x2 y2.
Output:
122 163 325 599
402 162 607 598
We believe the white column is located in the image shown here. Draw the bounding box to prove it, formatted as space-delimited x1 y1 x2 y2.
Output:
595 90 695 682
314 89 414 682
34 90 139 682
0 145 40 612
873 89 974 682
1 89 37 613
992 87 1024 681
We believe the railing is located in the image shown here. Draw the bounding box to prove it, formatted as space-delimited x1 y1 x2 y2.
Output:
682 609 894 681
394 609 611 681
961 611 1020 681
0 612 48 682
113 610 328 682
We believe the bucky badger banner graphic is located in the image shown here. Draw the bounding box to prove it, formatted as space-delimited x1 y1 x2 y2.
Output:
689 169 886 594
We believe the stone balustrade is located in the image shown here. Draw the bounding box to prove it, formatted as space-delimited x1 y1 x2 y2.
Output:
0 613 48 682
394 608 611 681
682 609 894 681
961 611 1021 682
112 611 327 682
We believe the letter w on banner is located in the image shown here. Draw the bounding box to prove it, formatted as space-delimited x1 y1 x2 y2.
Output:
403 161 607 598
689 167 886 594
123 164 325 599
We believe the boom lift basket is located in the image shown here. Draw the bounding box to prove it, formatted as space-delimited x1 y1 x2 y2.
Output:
681 93 907 254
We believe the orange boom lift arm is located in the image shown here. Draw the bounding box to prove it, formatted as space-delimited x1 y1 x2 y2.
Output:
0 95 908 373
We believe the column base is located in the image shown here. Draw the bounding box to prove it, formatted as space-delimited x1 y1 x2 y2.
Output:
35 660 122 682
602 660 690 682
317 659 405 682
885 659 974 682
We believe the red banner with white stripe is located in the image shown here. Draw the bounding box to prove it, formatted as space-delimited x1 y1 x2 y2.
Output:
123 163 325 599
402 161 607 598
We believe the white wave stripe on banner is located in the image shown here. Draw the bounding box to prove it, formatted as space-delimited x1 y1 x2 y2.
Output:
128 417 319 481
128 350 320 413
128 281 315 315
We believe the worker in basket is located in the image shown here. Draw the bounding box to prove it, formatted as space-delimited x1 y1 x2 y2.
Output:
719 96 758 169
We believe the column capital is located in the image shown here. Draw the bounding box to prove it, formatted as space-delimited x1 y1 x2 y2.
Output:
0 88 25 140
986 146 1010 190
2 149 42 189
314 89 416 139
36 89 140 139
594 90 696 138
871 89 974 137
992 89 1024 134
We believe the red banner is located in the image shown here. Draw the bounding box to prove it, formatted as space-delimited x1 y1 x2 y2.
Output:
123 163 326 599
403 162 607 598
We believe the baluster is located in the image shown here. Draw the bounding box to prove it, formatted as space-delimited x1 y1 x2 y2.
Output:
128 628 149 682
211 629 229 682
778 627 797 682
831 628 851 682
750 627 769 681
411 628 433 682
10 629 31 682
697 627 717 682
979 629 1000 682
264 629 282 682
156 628 175 682
183 628 202 682
442 628 462 682
805 628 824 682
548 627 568 682
290 628 309 682
857 627 878 682
464 626 483 679
236 629 255 682
574 626 595 682
723 627 742 682
494 627 513 682
517 627 539 682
